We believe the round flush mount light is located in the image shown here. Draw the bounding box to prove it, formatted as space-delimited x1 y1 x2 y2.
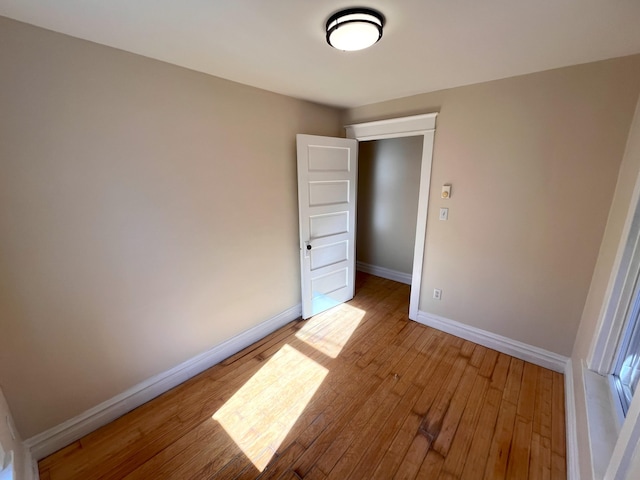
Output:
326 8 385 51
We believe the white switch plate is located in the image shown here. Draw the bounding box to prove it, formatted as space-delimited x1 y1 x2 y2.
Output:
439 208 448 221
433 288 442 300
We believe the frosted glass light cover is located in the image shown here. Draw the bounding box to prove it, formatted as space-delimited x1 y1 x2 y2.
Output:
326 10 383 51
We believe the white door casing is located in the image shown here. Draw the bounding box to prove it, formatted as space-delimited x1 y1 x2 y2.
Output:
296 134 358 319
345 113 437 320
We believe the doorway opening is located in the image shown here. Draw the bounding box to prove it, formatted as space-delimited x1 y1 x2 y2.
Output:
355 137 423 304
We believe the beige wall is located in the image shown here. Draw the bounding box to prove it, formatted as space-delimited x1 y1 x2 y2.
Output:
346 55 640 356
0 17 343 438
357 137 423 274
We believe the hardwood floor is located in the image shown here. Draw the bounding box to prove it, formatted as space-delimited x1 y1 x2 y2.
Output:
39 273 567 479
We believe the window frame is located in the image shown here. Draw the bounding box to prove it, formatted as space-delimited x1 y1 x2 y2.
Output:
587 195 640 378
586 140 640 478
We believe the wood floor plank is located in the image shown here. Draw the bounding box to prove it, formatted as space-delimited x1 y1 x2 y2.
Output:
390 328 441 395
215 452 258 480
375 323 423 379
290 366 387 477
355 312 408 369
431 362 479 456
314 384 400 475
257 442 305 480
276 471 304 480
222 323 300 366
370 412 423 480
470 344 488 368
416 448 445 478
460 387 503 480
551 452 567 480
528 432 551 480
392 433 431 480
187 442 243 480
534 368 553 439
461 340 477 358
410 331 453 389
518 363 539 421
300 466 326 480
349 384 422 479
322 387 405 478
39 273 566 480
491 354 511 391
440 375 489 478
503 358 525 405
121 421 234 479
479 349 500 378
505 416 533 480
413 343 465 416
483 398 518 480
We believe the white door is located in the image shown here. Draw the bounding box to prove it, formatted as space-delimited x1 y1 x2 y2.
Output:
296 134 358 319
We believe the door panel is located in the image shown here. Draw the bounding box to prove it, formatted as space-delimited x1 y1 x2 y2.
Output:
310 241 349 271
309 212 349 238
308 146 351 171
309 181 350 206
297 134 358 319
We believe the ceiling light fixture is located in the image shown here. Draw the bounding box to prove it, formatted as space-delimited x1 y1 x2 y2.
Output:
326 8 385 51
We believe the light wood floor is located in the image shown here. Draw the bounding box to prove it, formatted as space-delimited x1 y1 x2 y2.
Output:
39 273 566 479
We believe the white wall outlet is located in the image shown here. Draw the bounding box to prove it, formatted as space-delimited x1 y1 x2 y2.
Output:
433 288 442 300
439 208 448 221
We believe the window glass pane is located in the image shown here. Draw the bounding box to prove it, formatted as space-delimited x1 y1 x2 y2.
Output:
0 447 14 480
614 305 640 414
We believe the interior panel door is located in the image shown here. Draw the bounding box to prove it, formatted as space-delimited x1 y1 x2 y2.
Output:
296 134 358 319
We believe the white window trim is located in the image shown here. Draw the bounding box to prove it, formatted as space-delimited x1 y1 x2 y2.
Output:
585 102 640 479
587 175 640 375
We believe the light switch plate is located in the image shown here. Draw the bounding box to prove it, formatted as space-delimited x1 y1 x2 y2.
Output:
439 208 448 221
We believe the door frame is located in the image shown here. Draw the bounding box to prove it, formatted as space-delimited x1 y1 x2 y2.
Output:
345 113 437 321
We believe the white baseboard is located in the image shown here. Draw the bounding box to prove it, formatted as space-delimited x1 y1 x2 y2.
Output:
564 359 579 480
25 303 302 461
415 311 569 373
356 261 412 285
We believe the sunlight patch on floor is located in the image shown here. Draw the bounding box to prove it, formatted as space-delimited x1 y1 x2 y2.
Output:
295 303 366 358
212 344 328 471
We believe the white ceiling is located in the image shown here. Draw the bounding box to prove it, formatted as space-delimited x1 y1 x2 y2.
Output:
1 0 640 108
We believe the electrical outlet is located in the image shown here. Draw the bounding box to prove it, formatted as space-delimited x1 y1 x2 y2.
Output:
433 288 442 300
